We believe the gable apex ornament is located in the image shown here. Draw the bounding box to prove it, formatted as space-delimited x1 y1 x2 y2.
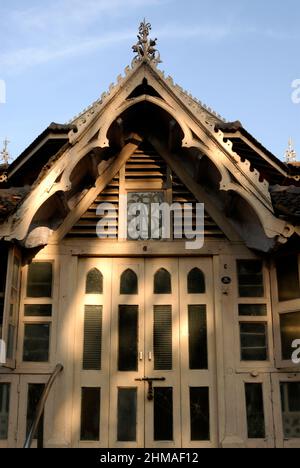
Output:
285 137 297 164
132 19 162 66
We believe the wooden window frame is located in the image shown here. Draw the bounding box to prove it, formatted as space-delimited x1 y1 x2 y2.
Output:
271 373 300 448
0 375 19 448
235 259 274 370
119 158 172 242
122 189 167 242
271 254 300 369
236 374 274 448
17 258 58 372
1 246 22 369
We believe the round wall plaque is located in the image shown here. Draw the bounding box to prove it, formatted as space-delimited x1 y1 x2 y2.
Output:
222 276 232 285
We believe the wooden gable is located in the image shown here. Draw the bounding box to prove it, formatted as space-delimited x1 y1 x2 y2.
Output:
66 142 226 241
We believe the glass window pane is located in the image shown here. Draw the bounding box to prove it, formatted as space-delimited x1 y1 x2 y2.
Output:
26 384 45 440
27 263 53 298
245 383 266 439
237 260 264 297
190 387 210 441
0 383 10 440
189 305 208 370
280 383 300 439
127 192 164 241
188 268 206 294
276 256 300 302
154 269 171 294
80 388 101 441
117 388 137 442
154 387 173 441
280 312 300 361
240 323 268 361
24 304 52 317
0 297 4 337
12 257 20 289
86 269 103 295
83 306 102 371
239 304 267 317
0 247 8 335
120 269 138 295
0 246 8 294
23 324 50 362
154 305 172 371
6 324 15 360
118 306 138 372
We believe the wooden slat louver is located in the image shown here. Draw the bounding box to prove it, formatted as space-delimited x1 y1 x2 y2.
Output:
83 305 103 371
153 305 173 371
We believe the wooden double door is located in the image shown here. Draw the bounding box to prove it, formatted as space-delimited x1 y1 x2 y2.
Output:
73 257 217 448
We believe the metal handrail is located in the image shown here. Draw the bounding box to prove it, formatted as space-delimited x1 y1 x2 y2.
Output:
24 363 64 449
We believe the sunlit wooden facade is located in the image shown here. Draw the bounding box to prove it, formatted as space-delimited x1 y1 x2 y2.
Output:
0 23 300 448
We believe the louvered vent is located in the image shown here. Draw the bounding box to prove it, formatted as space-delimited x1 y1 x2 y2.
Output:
83 305 103 370
154 305 173 371
125 147 167 184
172 175 225 239
66 146 226 240
67 176 119 238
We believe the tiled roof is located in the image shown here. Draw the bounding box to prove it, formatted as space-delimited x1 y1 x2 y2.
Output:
8 122 76 177
270 186 300 220
0 187 29 220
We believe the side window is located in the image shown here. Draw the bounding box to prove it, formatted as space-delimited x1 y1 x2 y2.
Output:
0 383 10 441
280 312 300 361
274 255 300 365
240 323 268 361
26 383 45 444
237 260 264 297
23 262 53 363
0 246 8 339
27 262 52 298
245 383 266 439
276 255 300 302
1 247 21 367
280 382 300 439
237 260 269 363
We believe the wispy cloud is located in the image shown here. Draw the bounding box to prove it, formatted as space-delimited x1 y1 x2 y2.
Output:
0 31 135 70
0 0 298 74
0 24 232 73
9 0 163 31
0 0 166 73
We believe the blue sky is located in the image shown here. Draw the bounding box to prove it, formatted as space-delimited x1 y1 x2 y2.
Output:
0 0 300 162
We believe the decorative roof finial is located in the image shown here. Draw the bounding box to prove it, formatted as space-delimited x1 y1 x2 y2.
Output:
132 19 162 66
285 137 297 164
0 138 12 165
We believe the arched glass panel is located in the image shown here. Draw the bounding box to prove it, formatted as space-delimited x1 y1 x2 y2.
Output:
154 269 172 294
86 268 103 294
120 269 138 295
188 268 205 294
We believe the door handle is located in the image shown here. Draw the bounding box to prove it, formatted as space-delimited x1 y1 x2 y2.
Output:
139 352 143 361
148 352 152 361
135 377 166 401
